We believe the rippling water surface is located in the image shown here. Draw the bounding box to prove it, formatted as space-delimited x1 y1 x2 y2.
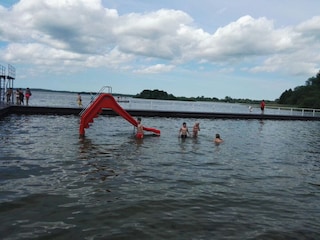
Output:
1 112 319 239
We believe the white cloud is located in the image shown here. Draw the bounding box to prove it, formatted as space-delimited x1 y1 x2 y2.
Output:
134 64 175 74
0 0 319 99
1 1 319 75
296 16 320 33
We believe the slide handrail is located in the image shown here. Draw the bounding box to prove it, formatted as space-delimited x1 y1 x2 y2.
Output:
79 86 112 116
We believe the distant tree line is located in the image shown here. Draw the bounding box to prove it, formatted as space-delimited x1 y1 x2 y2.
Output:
135 71 320 109
134 89 264 104
277 71 320 108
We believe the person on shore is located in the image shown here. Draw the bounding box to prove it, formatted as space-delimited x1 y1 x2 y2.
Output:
25 87 32 106
135 117 144 139
19 89 24 105
192 122 200 138
260 100 265 114
6 88 13 104
214 133 223 144
179 122 190 138
15 89 20 105
77 93 83 107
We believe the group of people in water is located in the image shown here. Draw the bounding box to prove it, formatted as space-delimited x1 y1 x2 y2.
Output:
135 118 223 143
6 87 32 106
135 100 266 141
178 121 223 143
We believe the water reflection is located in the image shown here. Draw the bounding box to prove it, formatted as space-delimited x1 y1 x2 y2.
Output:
78 136 94 157
134 136 144 147
259 119 264 133
191 137 200 153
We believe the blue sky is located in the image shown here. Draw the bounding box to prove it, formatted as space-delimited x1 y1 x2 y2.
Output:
1 0 319 100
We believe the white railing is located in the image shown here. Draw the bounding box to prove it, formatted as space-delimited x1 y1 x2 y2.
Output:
79 86 112 116
266 106 320 117
78 92 320 118
117 99 320 117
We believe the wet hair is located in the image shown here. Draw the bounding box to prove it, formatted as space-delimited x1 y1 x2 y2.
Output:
216 133 220 139
137 117 141 121
183 122 186 125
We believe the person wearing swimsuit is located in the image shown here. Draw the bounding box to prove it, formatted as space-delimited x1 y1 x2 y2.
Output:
214 133 223 144
136 117 144 139
192 122 200 138
179 122 190 138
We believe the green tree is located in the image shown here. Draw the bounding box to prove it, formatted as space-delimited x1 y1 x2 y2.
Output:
277 71 320 108
135 89 177 100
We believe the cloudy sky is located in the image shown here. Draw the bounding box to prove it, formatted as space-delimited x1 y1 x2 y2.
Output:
1 0 319 100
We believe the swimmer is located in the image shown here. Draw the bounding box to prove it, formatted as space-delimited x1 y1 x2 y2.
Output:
214 133 223 144
192 122 200 138
136 117 144 139
179 122 190 138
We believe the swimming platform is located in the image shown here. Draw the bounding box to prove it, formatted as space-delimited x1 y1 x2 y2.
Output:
1 104 320 121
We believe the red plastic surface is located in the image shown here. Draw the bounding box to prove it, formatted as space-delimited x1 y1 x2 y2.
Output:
79 94 160 136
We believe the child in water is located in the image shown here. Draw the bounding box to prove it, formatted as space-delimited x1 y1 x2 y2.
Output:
136 117 144 139
214 133 223 144
192 122 200 138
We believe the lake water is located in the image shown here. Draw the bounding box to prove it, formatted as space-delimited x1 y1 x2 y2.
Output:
0 91 320 239
21 90 252 114
19 90 320 116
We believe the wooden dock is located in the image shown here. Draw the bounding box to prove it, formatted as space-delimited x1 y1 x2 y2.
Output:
1 104 320 121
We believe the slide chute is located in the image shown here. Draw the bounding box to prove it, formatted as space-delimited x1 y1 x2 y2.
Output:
79 93 160 137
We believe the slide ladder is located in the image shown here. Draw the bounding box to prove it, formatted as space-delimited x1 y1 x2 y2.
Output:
79 93 161 137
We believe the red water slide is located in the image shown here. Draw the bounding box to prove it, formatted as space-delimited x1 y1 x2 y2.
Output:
79 93 161 136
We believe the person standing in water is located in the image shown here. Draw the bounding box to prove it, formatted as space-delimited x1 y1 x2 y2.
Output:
136 117 144 139
214 133 223 144
179 122 190 138
192 122 200 138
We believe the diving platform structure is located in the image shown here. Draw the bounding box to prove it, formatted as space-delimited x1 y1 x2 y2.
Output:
0 64 15 104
